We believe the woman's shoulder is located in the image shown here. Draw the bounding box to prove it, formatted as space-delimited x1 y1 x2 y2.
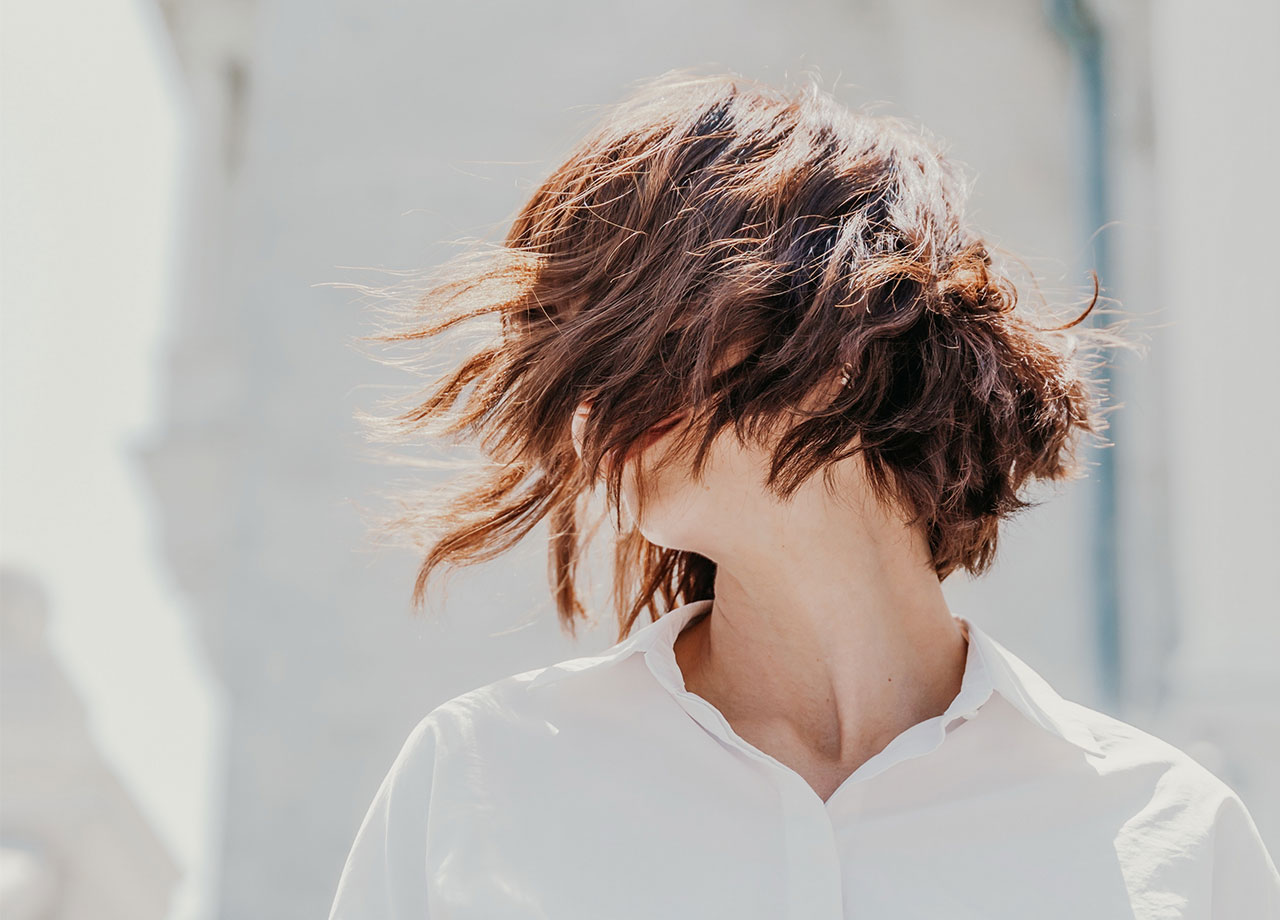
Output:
1062 697 1239 789
1056 697 1276 855
1022 697 1280 907
331 651 632 920
1058 697 1242 800
404 643 646 754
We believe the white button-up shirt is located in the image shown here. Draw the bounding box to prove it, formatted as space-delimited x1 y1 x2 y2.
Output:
328 599 1280 919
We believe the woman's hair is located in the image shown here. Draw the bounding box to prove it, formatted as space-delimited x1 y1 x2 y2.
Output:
351 69 1129 643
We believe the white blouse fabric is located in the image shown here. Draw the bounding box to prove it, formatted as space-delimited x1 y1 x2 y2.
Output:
328 599 1280 919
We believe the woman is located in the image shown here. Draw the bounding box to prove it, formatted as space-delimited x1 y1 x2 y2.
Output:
328 71 1279 918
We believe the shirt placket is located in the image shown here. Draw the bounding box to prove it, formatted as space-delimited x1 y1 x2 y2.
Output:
671 688 846 920
639 609 996 920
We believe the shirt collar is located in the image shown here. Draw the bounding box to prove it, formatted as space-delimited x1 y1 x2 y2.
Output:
538 598 1103 757
960 614 1105 755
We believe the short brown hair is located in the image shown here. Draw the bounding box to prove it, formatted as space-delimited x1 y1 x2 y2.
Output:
350 69 1128 642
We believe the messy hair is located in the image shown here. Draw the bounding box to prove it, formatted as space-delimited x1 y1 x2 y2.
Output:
350 70 1127 643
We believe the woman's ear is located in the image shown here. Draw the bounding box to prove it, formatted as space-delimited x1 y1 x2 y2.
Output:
571 400 592 462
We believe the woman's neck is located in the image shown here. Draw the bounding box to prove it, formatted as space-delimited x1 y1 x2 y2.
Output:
671 496 969 774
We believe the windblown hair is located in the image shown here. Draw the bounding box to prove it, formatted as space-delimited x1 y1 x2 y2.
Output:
352 70 1127 643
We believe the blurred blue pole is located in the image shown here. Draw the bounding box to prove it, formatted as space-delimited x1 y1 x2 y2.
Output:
1044 0 1122 712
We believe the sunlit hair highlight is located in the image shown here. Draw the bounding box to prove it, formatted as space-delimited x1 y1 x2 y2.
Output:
345 69 1130 643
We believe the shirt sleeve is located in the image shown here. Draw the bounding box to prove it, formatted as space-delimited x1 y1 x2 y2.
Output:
327 714 441 920
1210 789 1280 919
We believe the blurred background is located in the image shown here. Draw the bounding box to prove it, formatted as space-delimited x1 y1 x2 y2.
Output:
2 0 1277 917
